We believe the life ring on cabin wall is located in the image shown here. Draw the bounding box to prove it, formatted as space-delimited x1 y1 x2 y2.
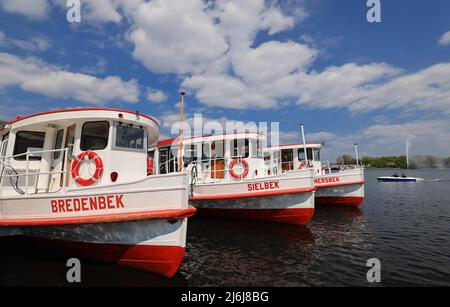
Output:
71 151 104 186
298 161 307 169
147 157 154 176
229 158 249 179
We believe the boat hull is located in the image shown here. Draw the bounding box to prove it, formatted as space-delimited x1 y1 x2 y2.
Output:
23 218 188 277
0 173 194 277
314 168 365 207
377 177 417 182
190 169 315 225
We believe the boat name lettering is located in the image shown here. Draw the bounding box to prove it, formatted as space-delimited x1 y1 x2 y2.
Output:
314 177 341 185
247 181 280 192
51 195 125 213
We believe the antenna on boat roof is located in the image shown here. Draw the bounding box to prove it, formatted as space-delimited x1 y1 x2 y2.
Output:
354 143 359 166
300 123 308 162
179 92 186 172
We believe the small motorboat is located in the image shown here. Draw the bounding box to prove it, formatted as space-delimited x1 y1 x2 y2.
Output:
377 173 423 182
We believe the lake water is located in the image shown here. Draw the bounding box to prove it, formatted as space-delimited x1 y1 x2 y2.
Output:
1 169 449 286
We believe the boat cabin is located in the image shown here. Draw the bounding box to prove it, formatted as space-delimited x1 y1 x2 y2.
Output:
149 133 266 182
264 143 324 176
0 108 159 196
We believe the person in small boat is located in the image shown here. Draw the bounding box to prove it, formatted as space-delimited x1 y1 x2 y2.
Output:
401 173 407 178
392 173 399 177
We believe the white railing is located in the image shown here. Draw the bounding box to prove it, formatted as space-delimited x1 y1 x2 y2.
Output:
0 147 69 197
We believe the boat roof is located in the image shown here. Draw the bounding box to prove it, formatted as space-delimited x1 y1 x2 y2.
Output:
155 132 264 148
5 108 160 130
264 142 322 151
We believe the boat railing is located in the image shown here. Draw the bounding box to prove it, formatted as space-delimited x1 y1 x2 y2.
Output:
0 147 69 197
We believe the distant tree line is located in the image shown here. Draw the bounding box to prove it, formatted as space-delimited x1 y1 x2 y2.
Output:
335 154 450 169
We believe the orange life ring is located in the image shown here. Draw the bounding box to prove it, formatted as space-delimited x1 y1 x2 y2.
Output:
147 157 154 176
71 151 103 186
229 158 249 179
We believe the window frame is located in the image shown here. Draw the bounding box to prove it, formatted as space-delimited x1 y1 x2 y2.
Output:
53 129 65 160
13 130 46 161
80 121 110 152
112 121 147 153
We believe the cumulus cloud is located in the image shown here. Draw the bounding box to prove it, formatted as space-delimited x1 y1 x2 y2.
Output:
0 0 48 18
146 88 168 103
0 52 139 105
438 31 450 46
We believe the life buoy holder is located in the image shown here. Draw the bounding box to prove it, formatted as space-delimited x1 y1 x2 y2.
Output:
229 158 249 179
147 157 154 176
298 161 307 169
71 151 103 186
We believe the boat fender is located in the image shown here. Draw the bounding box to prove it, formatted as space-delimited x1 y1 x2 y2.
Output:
229 158 249 179
71 151 104 186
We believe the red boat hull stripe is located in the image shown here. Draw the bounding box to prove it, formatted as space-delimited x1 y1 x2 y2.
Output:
0 206 196 227
315 196 364 206
196 207 314 225
190 187 315 201
315 181 365 188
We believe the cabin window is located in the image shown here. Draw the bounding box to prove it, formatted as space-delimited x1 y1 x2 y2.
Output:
1 133 9 157
81 121 110 151
251 140 263 158
184 144 198 162
115 122 146 151
232 139 249 158
211 141 224 159
281 149 294 171
13 131 45 161
263 151 271 162
53 129 64 159
314 149 321 161
298 148 313 161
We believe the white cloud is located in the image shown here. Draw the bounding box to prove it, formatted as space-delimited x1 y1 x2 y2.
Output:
438 31 450 46
127 0 228 74
146 88 168 103
319 119 450 160
0 0 48 18
0 32 50 51
0 52 139 105
260 5 295 35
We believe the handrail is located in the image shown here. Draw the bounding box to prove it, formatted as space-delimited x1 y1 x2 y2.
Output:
0 147 68 196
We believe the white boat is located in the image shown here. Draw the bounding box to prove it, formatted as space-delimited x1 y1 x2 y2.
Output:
148 133 316 225
0 108 195 277
264 143 365 206
377 136 423 183
377 174 423 182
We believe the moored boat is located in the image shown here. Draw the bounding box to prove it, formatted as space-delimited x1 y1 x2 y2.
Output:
264 142 365 207
149 133 315 225
0 108 195 277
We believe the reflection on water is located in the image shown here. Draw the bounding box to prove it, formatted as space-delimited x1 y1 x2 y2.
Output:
1 169 449 286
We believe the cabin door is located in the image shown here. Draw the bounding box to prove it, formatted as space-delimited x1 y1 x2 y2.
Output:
210 141 225 179
63 125 76 187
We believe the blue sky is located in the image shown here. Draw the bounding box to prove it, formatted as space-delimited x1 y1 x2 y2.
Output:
0 0 449 161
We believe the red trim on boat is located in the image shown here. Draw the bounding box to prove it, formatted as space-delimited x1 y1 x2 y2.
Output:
264 142 322 149
31 238 185 278
189 187 316 200
156 132 262 147
315 196 364 206
8 108 160 127
315 180 365 188
0 206 196 227
196 207 314 225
